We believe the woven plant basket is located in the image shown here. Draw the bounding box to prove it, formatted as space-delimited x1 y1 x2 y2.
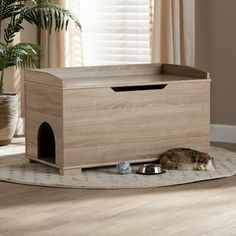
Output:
0 93 18 146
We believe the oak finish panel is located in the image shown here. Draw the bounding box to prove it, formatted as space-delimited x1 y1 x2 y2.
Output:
25 63 211 174
63 83 210 168
25 83 64 167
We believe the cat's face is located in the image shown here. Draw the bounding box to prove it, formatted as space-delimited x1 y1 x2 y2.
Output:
193 156 216 171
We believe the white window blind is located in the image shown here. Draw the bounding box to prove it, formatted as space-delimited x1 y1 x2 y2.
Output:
68 0 151 66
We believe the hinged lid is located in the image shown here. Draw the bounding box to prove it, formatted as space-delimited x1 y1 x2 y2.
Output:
25 63 211 89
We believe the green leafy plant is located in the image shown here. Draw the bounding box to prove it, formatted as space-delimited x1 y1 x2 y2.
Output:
0 0 81 93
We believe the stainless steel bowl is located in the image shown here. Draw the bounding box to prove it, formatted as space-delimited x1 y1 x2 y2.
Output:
136 164 166 175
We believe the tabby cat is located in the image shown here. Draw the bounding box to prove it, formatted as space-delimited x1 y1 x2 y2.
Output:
158 148 216 171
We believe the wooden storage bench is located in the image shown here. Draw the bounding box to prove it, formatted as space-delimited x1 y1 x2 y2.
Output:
25 63 211 175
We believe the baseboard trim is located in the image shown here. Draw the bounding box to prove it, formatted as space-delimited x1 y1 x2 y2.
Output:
210 124 236 144
15 117 25 136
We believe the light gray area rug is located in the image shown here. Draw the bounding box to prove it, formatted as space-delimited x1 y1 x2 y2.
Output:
0 145 236 189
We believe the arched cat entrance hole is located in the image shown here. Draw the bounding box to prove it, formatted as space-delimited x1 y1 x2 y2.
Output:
38 122 55 164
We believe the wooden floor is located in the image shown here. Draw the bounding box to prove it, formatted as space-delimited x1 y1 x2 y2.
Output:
0 141 236 236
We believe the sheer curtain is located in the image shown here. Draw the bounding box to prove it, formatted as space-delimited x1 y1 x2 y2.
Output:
40 0 152 67
40 0 83 68
151 0 195 66
64 1 83 67
40 27 66 68
39 0 195 68
40 0 64 68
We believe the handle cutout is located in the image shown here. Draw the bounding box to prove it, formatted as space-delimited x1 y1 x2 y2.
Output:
111 84 167 92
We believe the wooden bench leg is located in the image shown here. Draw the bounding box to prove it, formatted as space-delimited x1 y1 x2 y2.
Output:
59 168 82 175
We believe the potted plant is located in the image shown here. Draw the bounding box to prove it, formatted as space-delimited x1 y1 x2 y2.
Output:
0 0 81 145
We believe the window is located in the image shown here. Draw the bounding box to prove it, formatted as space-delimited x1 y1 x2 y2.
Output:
66 0 151 66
